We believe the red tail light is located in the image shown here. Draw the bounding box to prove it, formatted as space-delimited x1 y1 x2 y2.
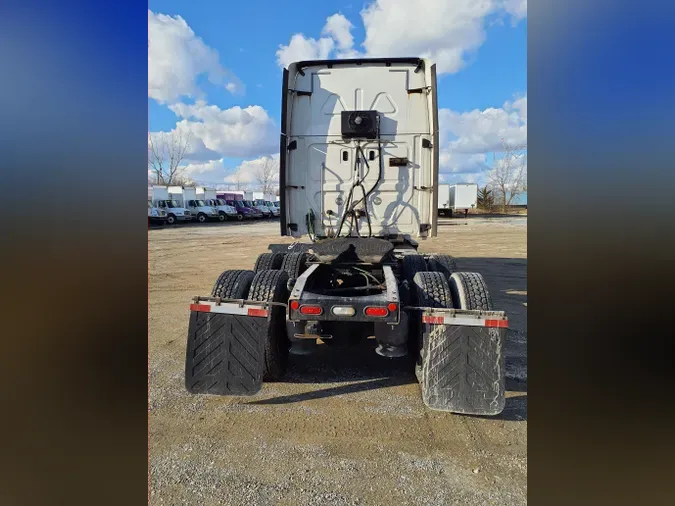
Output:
387 303 398 312
300 305 323 315
365 306 388 317
290 300 300 310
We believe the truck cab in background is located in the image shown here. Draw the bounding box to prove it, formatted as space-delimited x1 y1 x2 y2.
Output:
223 199 253 220
169 186 219 223
264 200 280 217
246 192 272 218
205 198 237 221
150 185 192 225
242 200 264 218
197 186 237 222
218 192 259 220
148 200 167 226
253 199 273 217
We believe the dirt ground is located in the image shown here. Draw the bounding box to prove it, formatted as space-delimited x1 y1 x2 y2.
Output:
149 216 527 505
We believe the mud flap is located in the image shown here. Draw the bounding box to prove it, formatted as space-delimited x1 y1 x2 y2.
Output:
184 311 268 396
419 311 507 415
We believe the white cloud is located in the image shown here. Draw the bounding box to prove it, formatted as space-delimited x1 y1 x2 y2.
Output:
275 1 526 74
438 95 527 183
276 34 335 69
276 13 361 68
224 155 280 185
182 158 226 177
501 0 528 22
322 14 355 53
165 100 278 159
178 155 283 187
361 0 493 74
148 10 243 103
439 95 527 155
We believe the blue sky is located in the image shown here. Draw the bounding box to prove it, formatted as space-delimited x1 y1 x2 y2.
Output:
148 0 527 193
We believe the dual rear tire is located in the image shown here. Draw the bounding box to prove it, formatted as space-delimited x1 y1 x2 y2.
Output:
210 268 290 381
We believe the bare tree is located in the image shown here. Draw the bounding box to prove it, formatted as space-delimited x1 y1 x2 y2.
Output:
252 157 279 195
148 130 193 185
486 139 527 212
233 171 244 191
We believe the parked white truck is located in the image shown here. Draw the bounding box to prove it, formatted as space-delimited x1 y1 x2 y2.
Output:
150 185 192 225
184 58 507 416
252 191 279 217
197 187 237 222
245 191 272 217
148 200 167 226
169 186 219 223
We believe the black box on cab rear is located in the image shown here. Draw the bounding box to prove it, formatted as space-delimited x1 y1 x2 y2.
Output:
341 110 378 139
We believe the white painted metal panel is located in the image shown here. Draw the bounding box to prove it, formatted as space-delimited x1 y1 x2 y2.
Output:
282 59 437 239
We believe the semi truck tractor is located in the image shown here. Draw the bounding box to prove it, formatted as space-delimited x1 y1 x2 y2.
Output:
150 185 192 225
184 58 507 415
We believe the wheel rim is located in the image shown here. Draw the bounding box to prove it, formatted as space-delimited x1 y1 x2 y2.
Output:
199 215 205 222
219 214 225 222
238 214 243 221
168 216 175 224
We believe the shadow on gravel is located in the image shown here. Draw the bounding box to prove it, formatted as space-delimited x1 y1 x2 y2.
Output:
283 340 417 385
249 375 412 405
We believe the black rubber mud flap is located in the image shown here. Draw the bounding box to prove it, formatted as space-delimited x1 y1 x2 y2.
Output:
419 322 505 415
184 311 268 396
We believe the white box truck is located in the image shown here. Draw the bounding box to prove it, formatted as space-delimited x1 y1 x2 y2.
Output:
245 191 272 218
197 187 237 222
169 186 219 223
150 185 193 225
448 183 478 217
252 191 279 217
183 58 507 416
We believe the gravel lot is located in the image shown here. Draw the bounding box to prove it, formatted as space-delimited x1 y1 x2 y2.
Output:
149 216 527 505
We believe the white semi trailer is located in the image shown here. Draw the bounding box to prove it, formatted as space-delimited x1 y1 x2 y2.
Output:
437 184 451 216
448 183 478 217
184 58 507 415
438 183 477 216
